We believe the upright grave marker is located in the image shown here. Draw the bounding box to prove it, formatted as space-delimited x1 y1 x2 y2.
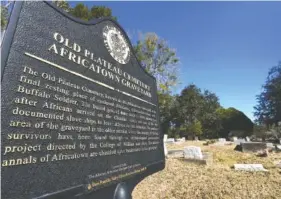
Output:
183 146 203 159
1 2 165 199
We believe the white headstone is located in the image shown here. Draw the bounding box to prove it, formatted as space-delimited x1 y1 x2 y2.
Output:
217 138 226 145
266 143 274 148
166 138 175 144
234 164 268 172
163 142 168 156
175 140 182 144
234 138 246 145
233 137 238 141
183 146 203 159
163 134 168 142
176 137 185 142
246 137 251 142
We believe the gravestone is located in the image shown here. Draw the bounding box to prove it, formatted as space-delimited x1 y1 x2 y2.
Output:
266 143 274 149
1 2 165 199
229 136 237 142
234 164 268 172
175 137 185 143
163 142 168 157
218 138 226 142
234 138 246 145
163 134 168 142
166 138 175 144
240 142 267 153
245 137 251 142
167 150 184 158
183 146 203 159
217 138 226 146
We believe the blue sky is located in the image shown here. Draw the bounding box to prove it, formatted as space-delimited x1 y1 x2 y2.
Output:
70 1 281 121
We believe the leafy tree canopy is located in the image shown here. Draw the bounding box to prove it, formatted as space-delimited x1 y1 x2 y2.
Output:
52 1 117 21
134 33 180 93
254 61 281 127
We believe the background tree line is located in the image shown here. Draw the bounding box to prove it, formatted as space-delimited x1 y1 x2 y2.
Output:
159 85 253 139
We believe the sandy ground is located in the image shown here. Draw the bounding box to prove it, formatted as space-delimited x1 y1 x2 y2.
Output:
132 141 281 199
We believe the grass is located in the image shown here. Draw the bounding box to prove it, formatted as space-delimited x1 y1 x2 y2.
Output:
132 141 281 199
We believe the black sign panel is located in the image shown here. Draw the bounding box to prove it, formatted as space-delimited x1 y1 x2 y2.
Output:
1 2 165 199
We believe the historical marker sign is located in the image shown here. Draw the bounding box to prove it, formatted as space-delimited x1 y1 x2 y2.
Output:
1 2 165 199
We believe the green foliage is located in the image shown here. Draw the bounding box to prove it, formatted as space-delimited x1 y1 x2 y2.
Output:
172 84 221 138
1 5 8 30
253 124 267 140
253 123 280 141
52 0 71 12
254 61 281 127
90 6 117 21
157 92 175 135
216 107 253 138
134 33 179 93
268 123 281 139
176 84 204 125
181 121 202 136
53 1 117 21
166 84 253 139
199 90 221 138
70 3 89 21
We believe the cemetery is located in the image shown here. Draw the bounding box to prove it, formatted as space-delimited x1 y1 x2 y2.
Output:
133 140 281 199
1 1 281 199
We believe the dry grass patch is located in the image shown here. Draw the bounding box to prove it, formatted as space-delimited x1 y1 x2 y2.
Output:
133 141 281 199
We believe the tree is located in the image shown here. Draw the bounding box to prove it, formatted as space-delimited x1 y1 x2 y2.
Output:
157 92 175 135
1 5 8 30
253 124 270 141
253 124 267 136
217 107 253 138
134 32 179 93
254 61 281 127
180 120 203 138
170 84 205 138
90 6 117 21
55 1 117 21
167 84 224 139
268 123 281 139
70 3 89 21
199 90 221 138
52 0 71 12
175 84 204 127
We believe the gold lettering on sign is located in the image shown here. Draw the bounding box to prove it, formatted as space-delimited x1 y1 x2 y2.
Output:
46 32 152 98
3 29 161 170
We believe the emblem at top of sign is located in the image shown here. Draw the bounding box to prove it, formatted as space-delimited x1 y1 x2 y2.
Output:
103 25 130 64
